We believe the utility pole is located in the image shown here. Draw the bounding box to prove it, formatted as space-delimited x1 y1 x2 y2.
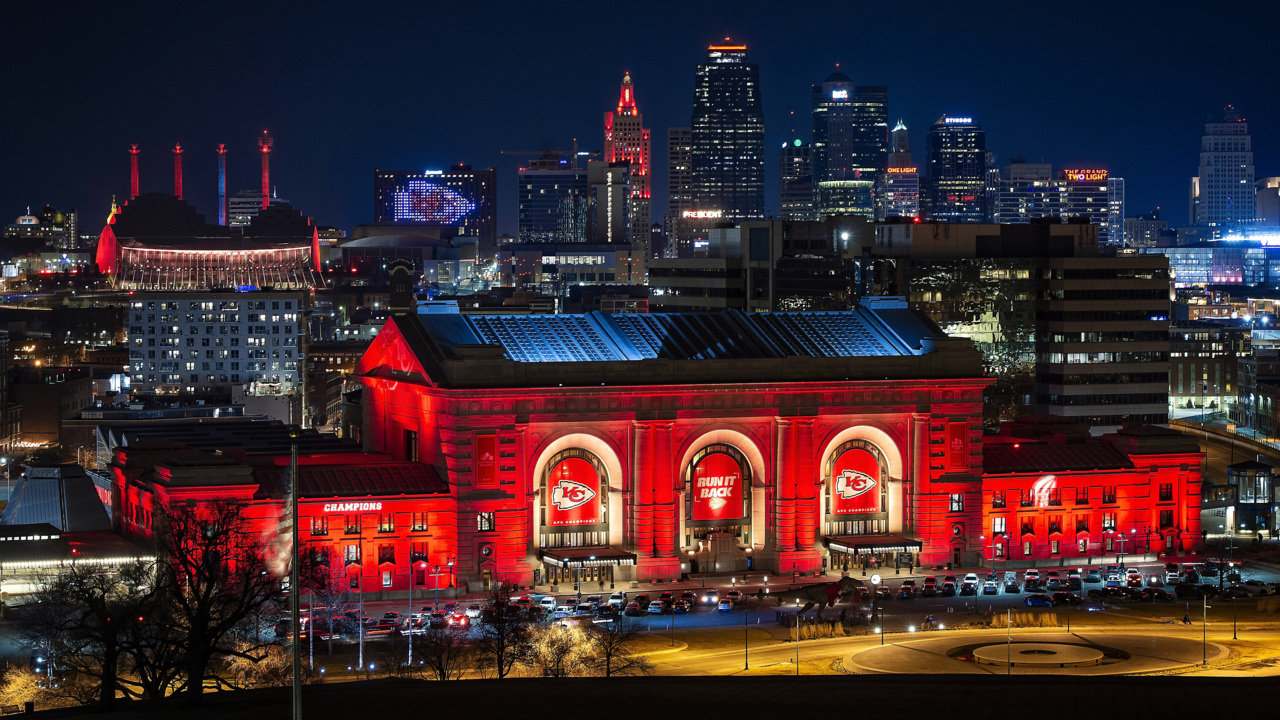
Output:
289 440 301 720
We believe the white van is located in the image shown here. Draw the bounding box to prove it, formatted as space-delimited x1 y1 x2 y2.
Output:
608 591 627 608
539 596 557 612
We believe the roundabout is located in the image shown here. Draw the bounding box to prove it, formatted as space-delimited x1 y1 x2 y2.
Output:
846 631 1229 675
971 642 1103 668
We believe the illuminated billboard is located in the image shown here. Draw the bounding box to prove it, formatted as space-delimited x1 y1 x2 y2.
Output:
690 452 745 521
546 457 603 526
1061 169 1108 181
831 448 881 514
391 179 477 223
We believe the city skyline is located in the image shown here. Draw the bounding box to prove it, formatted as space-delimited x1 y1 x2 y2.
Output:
4 1 1279 236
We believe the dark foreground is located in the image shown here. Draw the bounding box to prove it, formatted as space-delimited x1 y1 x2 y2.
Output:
32 674 1278 718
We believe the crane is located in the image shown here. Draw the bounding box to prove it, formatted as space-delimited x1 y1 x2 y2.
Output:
501 139 599 169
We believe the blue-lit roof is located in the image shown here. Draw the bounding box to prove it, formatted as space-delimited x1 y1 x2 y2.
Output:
414 299 941 364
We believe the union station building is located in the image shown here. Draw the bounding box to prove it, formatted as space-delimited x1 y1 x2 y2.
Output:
94 298 1203 596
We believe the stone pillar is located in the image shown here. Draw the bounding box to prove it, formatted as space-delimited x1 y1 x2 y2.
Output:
652 423 676 558
793 418 818 551
631 422 655 559
774 419 796 553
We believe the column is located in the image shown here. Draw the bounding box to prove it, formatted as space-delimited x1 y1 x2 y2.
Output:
774 419 796 552
793 418 818 551
652 423 676 558
631 422 655 559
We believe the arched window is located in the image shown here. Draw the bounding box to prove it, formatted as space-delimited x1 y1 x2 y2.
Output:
824 439 889 537
539 448 608 549
683 443 752 546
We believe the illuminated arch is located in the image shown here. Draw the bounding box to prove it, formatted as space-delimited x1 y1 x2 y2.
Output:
530 431 625 549
675 426 769 551
817 424 907 536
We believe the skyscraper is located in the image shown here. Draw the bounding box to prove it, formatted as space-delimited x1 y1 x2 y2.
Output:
810 72 888 185
690 40 765 222
1190 105 1256 228
518 152 588 243
877 120 920 220
603 73 651 245
779 140 815 221
924 115 987 223
587 161 631 244
373 165 498 248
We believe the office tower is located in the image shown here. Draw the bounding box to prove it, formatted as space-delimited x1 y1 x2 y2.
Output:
518 153 589 243
603 73 652 245
690 40 765 222
983 149 1000 222
665 127 693 240
779 140 815 221
228 189 289 228
924 115 987 223
877 120 920 220
817 174 876 220
1107 177 1125 244
1257 178 1280 226
373 165 497 247
1124 208 1168 248
1190 105 1256 228
586 161 631 243
811 72 888 181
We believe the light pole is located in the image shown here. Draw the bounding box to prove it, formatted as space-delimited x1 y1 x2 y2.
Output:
743 601 749 671
1 457 8 495
408 561 424 668
1202 594 1211 665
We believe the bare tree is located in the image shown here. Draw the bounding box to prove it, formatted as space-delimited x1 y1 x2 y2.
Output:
299 547 351 656
527 625 591 678
416 626 473 681
156 501 282 705
586 617 653 677
16 560 163 711
471 578 530 679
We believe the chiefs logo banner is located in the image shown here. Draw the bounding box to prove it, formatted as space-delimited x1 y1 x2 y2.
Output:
691 452 744 521
547 457 602 527
832 448 880 515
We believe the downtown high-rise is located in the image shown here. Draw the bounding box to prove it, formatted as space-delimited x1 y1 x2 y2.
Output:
690 40 765 222
1190 105 1256 229
810 71 888 182
603 73 651 244
779 139 815 221
924 115 987 223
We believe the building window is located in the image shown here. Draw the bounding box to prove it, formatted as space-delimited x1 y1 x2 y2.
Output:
412 512 429 531
344 544 361 564
477 512 495 532
310 515 328 536
949 494 964 512
992 490 1006 509
382 570 393 588
377 545 395 565
411 541 428 563
1102 512 1117 531
992 517 1006 535
1105 537 1114 552
1051 540 1060 555
995 542 1004 558
378 514 395 533
1020 520 1035 536
1075 487 1089 505
344 515 360 534
1159 483 1173 502
1159 509 1174 529
404 429 418 462
1077 538 1088 554
1048 516 1062 535
1019 490 1033 508
1047 489 1062 507
1102 487 1117 504
1023 541 1033 556
1076 517 1089 533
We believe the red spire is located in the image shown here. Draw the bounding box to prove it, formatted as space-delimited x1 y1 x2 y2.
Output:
616 72 637 116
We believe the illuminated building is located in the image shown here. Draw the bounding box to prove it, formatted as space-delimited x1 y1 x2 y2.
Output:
1256 177 1280 226
1139 240 1280 289
1190 105 1256 228
979 417 1203 562
228 189 289 228
817 173 876 221
690 40 765 223
876 121 919 220
989 167 1122 244
665 127 694 247
603 73 651 246
1168 321 1248 417
126 291 305 396
587 161 631 244
924 115 987 223
1107 177 1125 246
517 154 588 243
1124 208 1168 248
499 242 645 291
373 165 497 250
4 204 78 249
778 140 815 221
810 72 888 184
95 193 322 291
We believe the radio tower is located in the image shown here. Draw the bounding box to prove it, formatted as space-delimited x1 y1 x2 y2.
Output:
173 142 184 199
258 131 274 210
129 145 140 198
216 144 228 226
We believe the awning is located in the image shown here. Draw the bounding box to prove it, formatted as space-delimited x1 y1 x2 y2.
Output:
825 534 922 555
539 547 637 568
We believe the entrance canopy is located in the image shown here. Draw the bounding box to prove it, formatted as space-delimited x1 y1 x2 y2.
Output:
540 547 637 568
826 534 922 555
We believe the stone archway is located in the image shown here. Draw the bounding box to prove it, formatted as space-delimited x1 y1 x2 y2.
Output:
676 427 769 563
530 431 627 554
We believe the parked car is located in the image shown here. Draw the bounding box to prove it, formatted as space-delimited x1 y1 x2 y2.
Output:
1003 571 1020 593
648 601 666 614
1045 571 1061 590
963 573 980 586
539 597 557 613
592 607 615 624
443 601 458 613
680 590 698 603
700 589 719 606
1164 563 1181 583
623 601 643 616
1087 587 1127 602
1174 583 1210 600
465 603 484 618
673 600 691 614
726 590 744 604
943 575 958 586
717 599 733 612
983 580 998 595
1024 569 1040 582
1025 594 1054 607
1140 588 1174 602
959 582 977 597
635 593 651 608
897 585 916 600
447 612 469 628
428 611 448 629
1050 591 1082 606
1084 569 1102 583
875 584 892 599
921 583 937 598
940 582 956 597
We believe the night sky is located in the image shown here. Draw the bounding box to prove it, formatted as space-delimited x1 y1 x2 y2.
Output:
6 0 1279 236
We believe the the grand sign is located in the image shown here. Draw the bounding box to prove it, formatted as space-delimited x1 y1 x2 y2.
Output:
831 448 880 514
691 452 745 521
1061 169 1108 181
547 457 603 527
